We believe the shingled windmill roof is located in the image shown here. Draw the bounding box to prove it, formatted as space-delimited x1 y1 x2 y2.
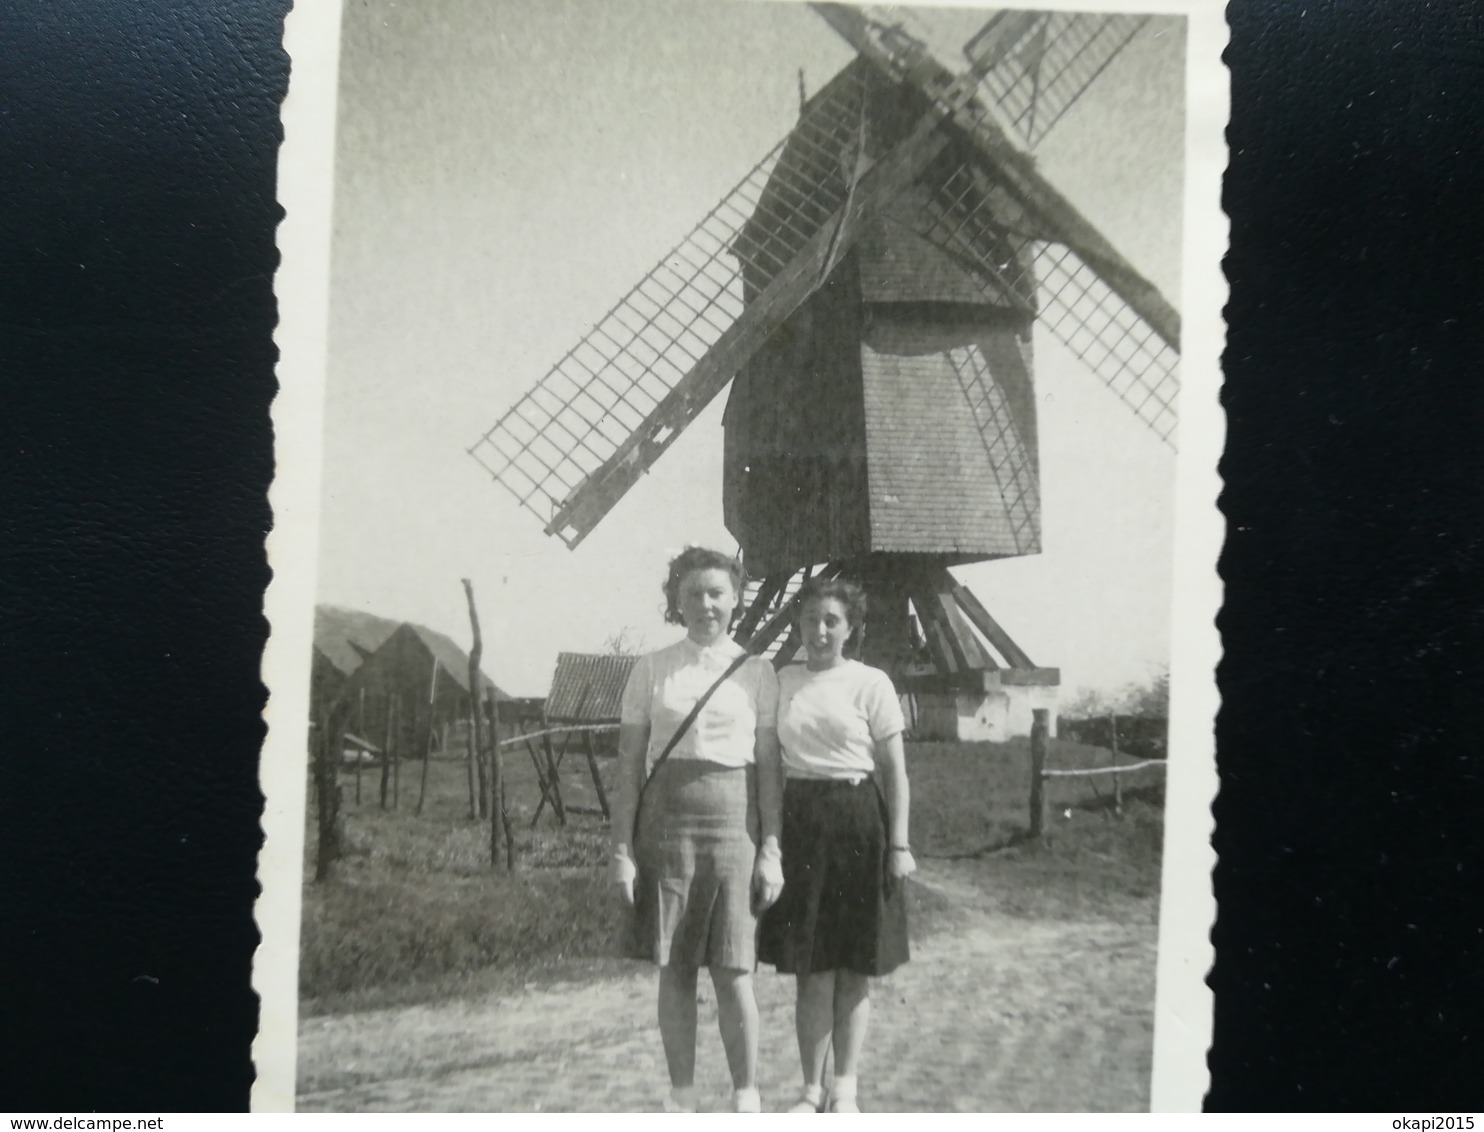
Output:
733 57 1038 313
545 652 639 723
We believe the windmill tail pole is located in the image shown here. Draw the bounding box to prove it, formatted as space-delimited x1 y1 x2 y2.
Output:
462 579 489 830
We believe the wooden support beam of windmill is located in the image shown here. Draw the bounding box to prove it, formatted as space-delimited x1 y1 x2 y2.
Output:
738 563 841 658
545 101 966 545
810 2 1180 352
909 578 966 679
933 566 1037 671
734 573 787 641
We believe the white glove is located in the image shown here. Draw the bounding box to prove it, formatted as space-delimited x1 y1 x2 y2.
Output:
887 846 917 880
752 842 784 912
611 846 637 905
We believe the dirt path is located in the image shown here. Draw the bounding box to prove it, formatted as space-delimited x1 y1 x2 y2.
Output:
296 859 1157 1112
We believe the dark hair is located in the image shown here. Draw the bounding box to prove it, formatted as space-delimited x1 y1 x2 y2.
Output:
795 577 868 637
662 546 747 626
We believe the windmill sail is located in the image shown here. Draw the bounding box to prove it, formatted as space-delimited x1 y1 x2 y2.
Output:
918 161 1180 444
965 11 1151 149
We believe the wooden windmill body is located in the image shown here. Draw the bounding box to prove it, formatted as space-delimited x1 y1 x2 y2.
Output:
471 5 1181 739
723 55 1052 734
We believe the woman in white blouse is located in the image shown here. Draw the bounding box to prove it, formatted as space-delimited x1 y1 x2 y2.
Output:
611 547 784 1113
758 577 915 1113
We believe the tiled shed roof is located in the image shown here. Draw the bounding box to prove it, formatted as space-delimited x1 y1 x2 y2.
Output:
402 622 506 699
861 345 1038 557
546 653 640 722
314 604 401 676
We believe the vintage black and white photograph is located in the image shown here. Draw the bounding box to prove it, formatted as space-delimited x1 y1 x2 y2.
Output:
259 0 1225 1112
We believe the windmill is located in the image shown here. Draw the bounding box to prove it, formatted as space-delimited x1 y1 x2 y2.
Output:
469 4 1180 740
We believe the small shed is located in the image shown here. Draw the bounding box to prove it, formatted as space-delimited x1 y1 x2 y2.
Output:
311 604 401 723
545 652 639 726
345 621 508 759
496 696 547 732
511 652 638 825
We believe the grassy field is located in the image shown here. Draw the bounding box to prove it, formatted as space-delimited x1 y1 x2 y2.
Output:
300 734 1164 1015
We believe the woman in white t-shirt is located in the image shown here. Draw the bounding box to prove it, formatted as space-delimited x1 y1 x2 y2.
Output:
610 547 784 1113
758 577 915 1113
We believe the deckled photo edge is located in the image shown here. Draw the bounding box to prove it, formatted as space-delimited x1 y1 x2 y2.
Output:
256 0 1228 1113
253 0 344 1113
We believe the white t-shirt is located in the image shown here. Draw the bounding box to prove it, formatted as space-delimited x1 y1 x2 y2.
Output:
777 660 905 781
619 636 779 769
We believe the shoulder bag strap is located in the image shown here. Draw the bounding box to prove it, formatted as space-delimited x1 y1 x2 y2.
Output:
631 650 751 846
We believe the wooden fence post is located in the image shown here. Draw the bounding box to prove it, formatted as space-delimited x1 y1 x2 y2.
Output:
1109 712 1123 816
354 687 365 805
462 578 491 830
542 731 567 825
475 711 490 821
380 697 393 810
584 729 611 821
463 590 484 821
391 696 401 810
416 717 433 816
1029 708 1049 840
487 689 514 871
314 707 344 881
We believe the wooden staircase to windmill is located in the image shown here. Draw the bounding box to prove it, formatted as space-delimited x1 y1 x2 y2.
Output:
471 5 1180 741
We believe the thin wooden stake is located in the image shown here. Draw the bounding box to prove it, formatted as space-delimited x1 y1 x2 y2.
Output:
1110 712 1123 817
354 687 365 805
314 705 345 881
462 579 492 836
380 697 393 810
391 697 401 810
312 715 331 881
418 662 440 815
487 689 514 871
584 729 611 821
475 703 490 821
1029 708 1049 841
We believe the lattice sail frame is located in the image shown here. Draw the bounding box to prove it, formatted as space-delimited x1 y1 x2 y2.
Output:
471 7 1181 548
964 11 1150 149
921 163 1180 444
948 343 1041 555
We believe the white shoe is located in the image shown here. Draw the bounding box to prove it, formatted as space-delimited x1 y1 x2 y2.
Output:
786 1086 826 1112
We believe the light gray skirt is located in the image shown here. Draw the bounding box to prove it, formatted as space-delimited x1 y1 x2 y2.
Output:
625 760 759 970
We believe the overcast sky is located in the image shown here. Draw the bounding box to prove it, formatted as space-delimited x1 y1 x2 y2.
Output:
316 0 1187 698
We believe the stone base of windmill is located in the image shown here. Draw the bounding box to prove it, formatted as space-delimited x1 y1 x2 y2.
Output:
906 668 1061 743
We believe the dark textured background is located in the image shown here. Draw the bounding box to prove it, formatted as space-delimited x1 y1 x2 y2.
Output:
2 0 1482 1111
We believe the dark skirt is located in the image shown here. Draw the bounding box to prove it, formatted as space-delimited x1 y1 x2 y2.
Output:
623 760 759 970
758 776 910 977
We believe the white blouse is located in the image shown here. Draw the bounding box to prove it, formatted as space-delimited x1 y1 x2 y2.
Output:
619 637 779 769
777 660 905 781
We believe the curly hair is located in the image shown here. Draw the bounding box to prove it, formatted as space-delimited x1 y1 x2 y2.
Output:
795 576 868 635
662 546 747 626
